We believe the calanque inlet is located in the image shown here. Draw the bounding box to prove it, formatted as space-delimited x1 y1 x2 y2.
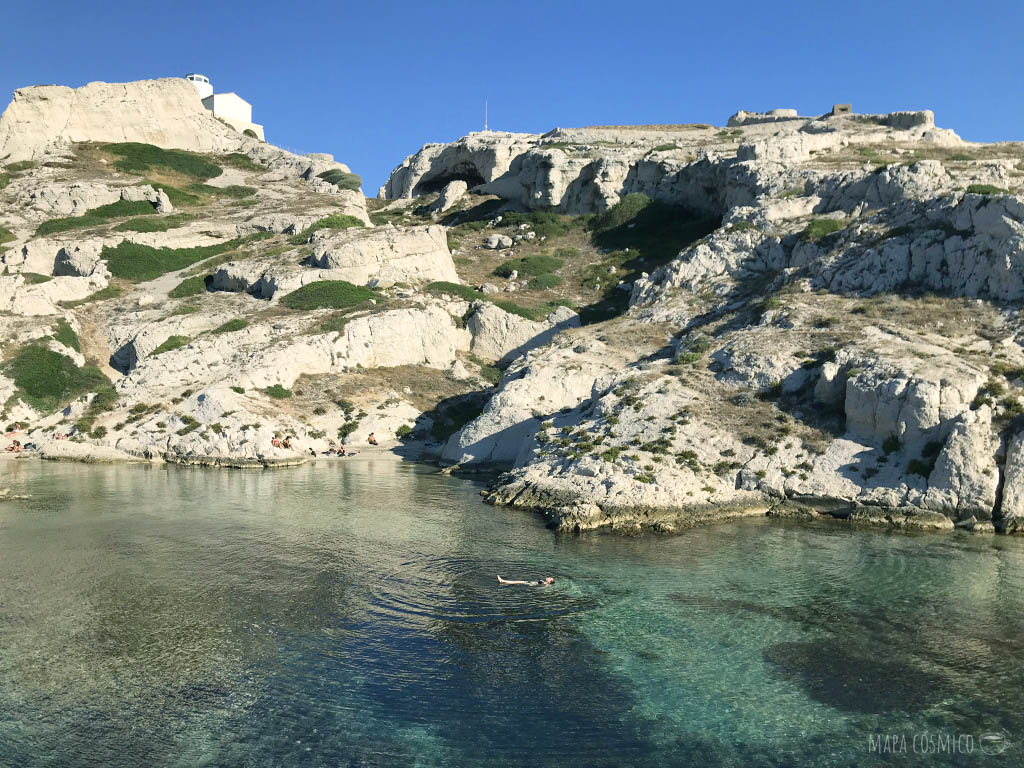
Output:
3 79 1024 538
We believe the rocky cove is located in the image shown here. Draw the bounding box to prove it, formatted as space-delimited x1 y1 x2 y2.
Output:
4 80 1024 537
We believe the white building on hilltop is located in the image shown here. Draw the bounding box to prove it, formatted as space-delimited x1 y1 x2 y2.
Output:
185 73 265 141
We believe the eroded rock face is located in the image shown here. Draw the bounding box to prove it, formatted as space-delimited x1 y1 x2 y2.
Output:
308 225 458 286
0 78 244 162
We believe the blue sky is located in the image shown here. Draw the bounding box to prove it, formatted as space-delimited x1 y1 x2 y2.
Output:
2 1 1022 192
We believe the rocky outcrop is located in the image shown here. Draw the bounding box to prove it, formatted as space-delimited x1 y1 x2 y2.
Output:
0 78 244 162
467 302 580 363
308 225 458 286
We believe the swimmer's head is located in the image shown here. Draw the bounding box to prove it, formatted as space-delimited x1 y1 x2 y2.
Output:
543 577 555 585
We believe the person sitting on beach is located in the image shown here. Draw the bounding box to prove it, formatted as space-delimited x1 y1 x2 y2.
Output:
497 575 555 586
5 440 22 453
367 433 379 446
7 423 21 435
338 442 347 456
282 436 292 449
271 437 282 448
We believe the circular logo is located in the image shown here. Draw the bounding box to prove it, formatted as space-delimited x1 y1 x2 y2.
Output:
979 731 1011 756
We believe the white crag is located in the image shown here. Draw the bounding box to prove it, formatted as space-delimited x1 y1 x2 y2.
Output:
5 86 1024 536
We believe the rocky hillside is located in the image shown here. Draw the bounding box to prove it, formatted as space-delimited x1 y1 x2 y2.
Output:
4 85 1024 536
384 107 1024 535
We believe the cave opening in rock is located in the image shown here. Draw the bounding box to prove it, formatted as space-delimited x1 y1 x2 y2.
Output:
413 165 487 195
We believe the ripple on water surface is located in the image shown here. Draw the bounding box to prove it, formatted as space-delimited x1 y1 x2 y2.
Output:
3 465 1024 767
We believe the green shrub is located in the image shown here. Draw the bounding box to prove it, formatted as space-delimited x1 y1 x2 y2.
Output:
113 213 194 232
89 426 108 439
801 218 845 242
151 335 190 356
36 199 156 236
53 319 81 352
907 459 932 478
882 435 900 454
230 386 245 394
316 169 363 190
493 253 565 277
590 193 653 234
4 161 34 173
965 184 1008 196
499 211 574 240
288 214 364 244
318 313 351 334
147 181 201 207
650 143 680 153
0 173 10 190
528 274 563 290
430 398 485 441
396 424 414 438
265 384 292 399
104 142 222 180
3 346 109 412
219 153 262 171
21 272 52 284
279 280 376 310
0 225 14 245
168 275 209 298
102 238 242 281
212 318 247 334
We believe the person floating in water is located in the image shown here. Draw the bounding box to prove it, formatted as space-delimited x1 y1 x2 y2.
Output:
497 575 555 586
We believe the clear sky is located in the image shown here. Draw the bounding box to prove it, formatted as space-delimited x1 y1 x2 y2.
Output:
2 1 1022 193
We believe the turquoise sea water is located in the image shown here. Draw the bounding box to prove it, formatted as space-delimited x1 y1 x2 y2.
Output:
1 458 1023 767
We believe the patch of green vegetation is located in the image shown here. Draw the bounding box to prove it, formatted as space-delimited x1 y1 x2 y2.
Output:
36 199 156 236
3 346 108 413
53 319 81 352
965 184 1008 196
4 161 34 173
21 272 52 285
316 169 363 191
801 218 845 243
168 275 210 298
493 253 565 278
778 186 805 199
650 143 680 153
280 280 377 310
499 211 576 240
908 440 944 478
317 312 353 334
882 435 901 454
151 335 190 356
264 384 292 399
288 214 365 244
212 318 247 334
396 424 414 439
58 283 124 308
146 181 201 207
0 173 10 190
102 238 243 281
105 142 222 180
112 213 194 232
219 153 262 171
230 386 245 394
528 273 563 290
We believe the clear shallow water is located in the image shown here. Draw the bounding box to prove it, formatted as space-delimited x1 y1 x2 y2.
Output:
1 460 1023 767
